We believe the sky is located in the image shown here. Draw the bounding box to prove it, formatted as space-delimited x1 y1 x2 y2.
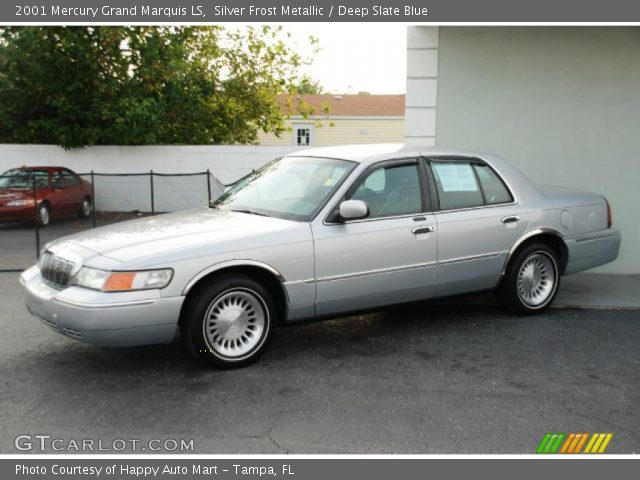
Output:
267 24 408 94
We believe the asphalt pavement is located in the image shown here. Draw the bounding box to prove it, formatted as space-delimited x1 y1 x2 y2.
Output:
0 272 638 454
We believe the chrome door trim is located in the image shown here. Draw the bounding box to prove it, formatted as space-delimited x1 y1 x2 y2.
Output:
434 200 518 215
323 210 435 226
439 251 503 266
316 260 437 283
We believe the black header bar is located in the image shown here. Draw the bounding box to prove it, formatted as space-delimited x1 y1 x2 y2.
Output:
4 0 640 23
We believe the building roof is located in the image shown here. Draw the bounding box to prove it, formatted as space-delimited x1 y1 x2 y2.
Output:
278 94 405 117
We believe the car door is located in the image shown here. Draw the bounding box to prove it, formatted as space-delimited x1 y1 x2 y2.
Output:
61 169 84 212
425 157 529 296
311 158 438 316
48 170 72 214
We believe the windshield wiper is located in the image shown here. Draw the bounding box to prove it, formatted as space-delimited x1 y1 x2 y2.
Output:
231 209 269 217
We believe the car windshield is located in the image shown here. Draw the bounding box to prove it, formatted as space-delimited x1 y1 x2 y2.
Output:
212 156 356 221
0 169 49 189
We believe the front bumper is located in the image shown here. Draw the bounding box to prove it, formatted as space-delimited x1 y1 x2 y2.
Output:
0 204 36 222
20 265 184 347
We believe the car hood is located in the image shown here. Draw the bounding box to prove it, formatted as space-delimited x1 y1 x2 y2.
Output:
0 188 30 200
54 207 307 265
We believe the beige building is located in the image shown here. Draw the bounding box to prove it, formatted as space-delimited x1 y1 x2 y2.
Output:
257 94 404 147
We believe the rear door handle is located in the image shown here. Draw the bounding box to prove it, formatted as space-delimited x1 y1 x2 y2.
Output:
501 215 520 224
412 226 435 234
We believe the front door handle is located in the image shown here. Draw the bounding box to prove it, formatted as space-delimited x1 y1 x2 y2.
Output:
412 226 435 234
501 215 520 224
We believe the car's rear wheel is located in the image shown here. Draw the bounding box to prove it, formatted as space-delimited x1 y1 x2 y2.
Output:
79 197 92 219
180 274 275 368
37 203 50 227
496 243 560 315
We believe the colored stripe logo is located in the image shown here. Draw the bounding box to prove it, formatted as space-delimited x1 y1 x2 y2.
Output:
537 433 613 454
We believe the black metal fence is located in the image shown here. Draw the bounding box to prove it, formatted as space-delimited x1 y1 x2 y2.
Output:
0 170 226 272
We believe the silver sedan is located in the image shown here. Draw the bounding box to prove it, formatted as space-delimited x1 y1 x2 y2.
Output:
21 144 621 368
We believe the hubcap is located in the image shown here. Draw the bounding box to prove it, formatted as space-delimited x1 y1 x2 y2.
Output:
517 252 556 307
39 206 49 225
82 200 91 216
203 289 267 358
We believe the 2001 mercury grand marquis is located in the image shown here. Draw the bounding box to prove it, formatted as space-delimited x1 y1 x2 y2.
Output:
21 145 621 368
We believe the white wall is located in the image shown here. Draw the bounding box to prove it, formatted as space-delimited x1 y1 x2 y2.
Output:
425 27 640 274
404 27 439 146
0 145 300 212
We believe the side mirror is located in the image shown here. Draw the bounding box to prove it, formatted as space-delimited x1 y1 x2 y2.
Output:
339 199 369 221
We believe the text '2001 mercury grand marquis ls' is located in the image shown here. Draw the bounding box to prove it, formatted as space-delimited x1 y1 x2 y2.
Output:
21 145 621 368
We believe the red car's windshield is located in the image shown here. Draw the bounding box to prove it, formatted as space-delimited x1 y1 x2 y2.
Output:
0 169 49 189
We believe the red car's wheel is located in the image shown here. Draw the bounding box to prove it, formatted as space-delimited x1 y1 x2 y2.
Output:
78 197 92 219
37 203 50 227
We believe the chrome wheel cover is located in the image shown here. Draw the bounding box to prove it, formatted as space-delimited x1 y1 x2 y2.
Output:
517 252 557 307
203 288 267 359
39 205 50 225
82 199 91 217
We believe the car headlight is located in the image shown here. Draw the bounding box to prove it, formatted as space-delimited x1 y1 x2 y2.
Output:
6 199 35 206
73 267 173 292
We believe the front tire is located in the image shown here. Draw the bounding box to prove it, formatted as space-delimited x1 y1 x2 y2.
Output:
180 274 275 368
496 243 560 315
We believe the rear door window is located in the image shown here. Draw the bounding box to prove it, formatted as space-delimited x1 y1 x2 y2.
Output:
62 170 80 187
431 162 484 210
474 164 513 204
430 160 513 210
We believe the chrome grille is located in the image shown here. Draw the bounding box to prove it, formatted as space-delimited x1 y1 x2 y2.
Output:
40 252 75 288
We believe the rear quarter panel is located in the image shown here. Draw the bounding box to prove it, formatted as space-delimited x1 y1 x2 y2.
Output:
529 187 620 274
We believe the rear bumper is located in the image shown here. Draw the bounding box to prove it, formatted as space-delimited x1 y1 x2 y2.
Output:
20 265 184 347
564 228 621 275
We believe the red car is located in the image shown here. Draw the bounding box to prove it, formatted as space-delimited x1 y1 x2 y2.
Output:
0 166 92 226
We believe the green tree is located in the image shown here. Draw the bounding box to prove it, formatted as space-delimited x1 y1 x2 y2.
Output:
0 26 320 148
294 76 324 94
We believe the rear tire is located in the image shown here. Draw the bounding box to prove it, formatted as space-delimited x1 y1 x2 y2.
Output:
78 197 92 219
496 243 560 315
180 274 275 368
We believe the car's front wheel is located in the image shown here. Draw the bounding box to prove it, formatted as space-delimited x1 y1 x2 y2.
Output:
180 274 275 368
496 243 560 315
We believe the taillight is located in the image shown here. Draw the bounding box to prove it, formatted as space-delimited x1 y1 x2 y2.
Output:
605 197 612 228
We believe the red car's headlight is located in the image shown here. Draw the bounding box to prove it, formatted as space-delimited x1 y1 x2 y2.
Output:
6 199 35 207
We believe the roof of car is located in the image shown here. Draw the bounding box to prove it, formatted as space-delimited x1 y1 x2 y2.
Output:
8 166 68 173
288 144 492 163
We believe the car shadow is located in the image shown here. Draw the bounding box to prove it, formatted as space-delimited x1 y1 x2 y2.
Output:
10 300 512 384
